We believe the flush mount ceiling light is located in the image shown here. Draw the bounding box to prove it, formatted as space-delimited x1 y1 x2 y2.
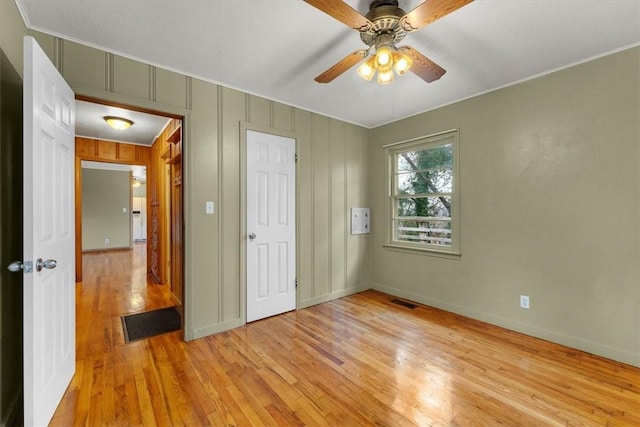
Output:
304 0 473 85
104 116 134 130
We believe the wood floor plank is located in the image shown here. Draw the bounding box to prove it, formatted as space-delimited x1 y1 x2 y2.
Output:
50 244 640 425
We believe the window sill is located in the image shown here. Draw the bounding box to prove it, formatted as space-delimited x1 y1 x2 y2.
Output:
383 243 461 260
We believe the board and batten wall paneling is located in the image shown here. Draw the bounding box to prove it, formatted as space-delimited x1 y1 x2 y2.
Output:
61 40 108 91
247 95 271 128
220 87 245 322
187 79 221 334
293 109 314 304
330 119 347 293
311 115 331 300
346 127 370 289
113 56 151 100
52 38 190 110
154 67 188 109
3 14 370 341
273 102 294 131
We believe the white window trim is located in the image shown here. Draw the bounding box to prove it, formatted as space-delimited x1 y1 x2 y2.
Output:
384 130 460 256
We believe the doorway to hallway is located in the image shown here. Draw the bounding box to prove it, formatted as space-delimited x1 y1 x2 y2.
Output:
74 97 184 308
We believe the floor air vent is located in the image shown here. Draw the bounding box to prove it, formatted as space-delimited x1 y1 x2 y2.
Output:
390 299 417 309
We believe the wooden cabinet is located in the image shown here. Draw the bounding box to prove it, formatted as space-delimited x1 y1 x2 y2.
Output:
146 118 183 306
149 203 160 280
167 125 183 306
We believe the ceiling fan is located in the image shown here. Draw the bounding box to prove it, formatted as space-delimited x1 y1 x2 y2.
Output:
304 0 473 84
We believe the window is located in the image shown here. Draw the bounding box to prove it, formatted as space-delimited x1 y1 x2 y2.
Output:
387 130 459 255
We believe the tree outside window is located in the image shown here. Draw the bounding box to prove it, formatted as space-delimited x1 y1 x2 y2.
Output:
389 131 459 254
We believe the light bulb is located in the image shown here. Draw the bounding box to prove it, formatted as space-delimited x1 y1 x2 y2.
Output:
376 46 392 68
393 52 413 75
377 69 394 84
357 57 376 81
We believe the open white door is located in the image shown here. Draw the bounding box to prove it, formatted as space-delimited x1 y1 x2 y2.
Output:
23 36 75 426
246 130 296 322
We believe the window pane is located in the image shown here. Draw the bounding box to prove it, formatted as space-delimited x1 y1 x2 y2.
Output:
397 143 453 172
388 131 458 254
397 169 452 195
396 196 451 218
394 219 452 246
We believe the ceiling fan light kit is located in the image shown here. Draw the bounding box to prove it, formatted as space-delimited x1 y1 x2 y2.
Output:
304 0 473 85
356 34 414 84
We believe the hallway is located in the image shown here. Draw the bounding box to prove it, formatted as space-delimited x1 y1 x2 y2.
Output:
75 244 174 358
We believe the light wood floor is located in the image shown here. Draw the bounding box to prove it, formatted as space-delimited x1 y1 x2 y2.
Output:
51 246 640 426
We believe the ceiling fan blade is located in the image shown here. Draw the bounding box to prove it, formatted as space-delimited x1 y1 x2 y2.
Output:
399 46 446 83
402 0 474 32
314 49 367 83
304 0 372 31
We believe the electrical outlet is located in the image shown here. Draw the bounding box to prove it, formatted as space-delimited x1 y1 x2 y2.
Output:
520 295 530 309
104 238 110 245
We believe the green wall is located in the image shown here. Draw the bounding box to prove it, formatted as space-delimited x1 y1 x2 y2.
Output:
82 169 132 250
369 47 640 367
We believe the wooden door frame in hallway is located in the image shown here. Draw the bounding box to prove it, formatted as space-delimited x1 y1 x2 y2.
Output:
70 87 191 338
73 95 183 284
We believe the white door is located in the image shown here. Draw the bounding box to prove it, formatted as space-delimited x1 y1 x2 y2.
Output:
246 130 296 322
23 36 76 426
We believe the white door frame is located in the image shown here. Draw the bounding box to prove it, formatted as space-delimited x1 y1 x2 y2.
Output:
240 123 299 323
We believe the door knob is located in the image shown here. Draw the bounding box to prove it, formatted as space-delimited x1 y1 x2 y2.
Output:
7 260 34 273
35 258 57 272
7 261 27 273
248 233 257 240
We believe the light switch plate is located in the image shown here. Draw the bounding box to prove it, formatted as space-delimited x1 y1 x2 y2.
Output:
205 201 214 214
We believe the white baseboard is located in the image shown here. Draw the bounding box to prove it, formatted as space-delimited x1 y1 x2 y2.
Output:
371 282 640 368
299 286 366 309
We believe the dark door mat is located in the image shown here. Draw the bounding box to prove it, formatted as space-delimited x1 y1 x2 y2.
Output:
121 306 181 343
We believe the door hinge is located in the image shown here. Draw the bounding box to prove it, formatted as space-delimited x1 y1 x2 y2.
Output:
295 279 298 288
295 153 298 162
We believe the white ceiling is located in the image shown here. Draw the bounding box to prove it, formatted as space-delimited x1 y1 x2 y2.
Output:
76 100 171 146
16 0 640 129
